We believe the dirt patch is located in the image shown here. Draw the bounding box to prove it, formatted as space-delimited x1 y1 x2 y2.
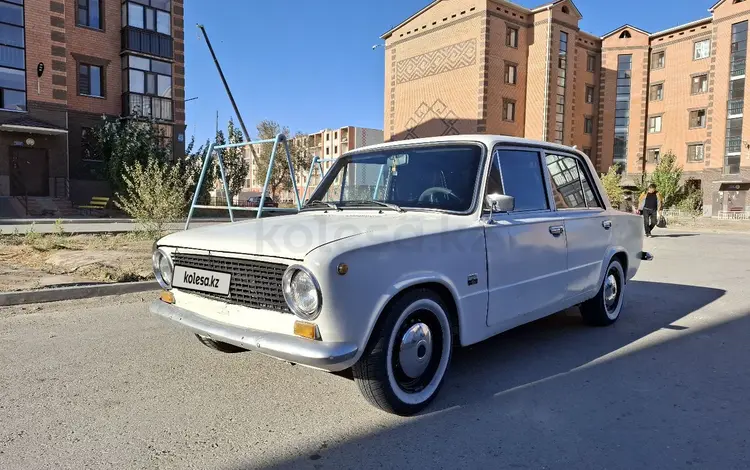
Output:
0 232 160 292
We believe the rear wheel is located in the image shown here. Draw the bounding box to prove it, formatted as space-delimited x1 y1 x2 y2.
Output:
352 289 453 416
580 258 625 326
195 334 247 353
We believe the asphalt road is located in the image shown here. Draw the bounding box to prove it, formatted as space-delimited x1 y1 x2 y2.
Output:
2 231 750 469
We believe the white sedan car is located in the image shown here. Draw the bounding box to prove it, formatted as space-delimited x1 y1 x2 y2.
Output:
151 135 649 415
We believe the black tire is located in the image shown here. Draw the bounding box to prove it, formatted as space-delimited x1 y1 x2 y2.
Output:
195 334 247 353
352 289 453 416
580 258 626 327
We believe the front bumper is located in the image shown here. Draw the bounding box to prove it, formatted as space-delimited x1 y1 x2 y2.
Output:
150 301 359 372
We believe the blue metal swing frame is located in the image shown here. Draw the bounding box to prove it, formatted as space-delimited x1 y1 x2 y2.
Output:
185 133 302 230
301 155 337 204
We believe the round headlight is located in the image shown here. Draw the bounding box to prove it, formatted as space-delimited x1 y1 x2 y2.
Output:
152 248 174 289
282 266 321 319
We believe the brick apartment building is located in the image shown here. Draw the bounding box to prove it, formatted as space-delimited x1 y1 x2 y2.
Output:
383 0 750 216
0 0 186 215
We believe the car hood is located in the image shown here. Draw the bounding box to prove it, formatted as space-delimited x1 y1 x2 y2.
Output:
158 211 452 261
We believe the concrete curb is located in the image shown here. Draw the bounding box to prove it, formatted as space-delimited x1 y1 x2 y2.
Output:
0 281 160 307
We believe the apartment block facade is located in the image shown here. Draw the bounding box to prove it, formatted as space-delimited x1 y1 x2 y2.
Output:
0 0 186 207
237 126 384 202
383 0 750 215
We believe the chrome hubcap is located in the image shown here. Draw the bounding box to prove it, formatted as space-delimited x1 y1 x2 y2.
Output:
604 273 618 310
399 322 433 379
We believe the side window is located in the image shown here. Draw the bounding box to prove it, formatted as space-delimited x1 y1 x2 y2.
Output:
578 162 602 208
495 149 549 212
545 154 586 209
545 154 602 209
484 152 504 211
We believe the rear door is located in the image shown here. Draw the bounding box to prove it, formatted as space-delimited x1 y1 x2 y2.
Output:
543 152 611 297
485 147 569 328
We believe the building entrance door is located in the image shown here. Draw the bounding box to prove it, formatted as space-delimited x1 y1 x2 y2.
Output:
10 147 49 197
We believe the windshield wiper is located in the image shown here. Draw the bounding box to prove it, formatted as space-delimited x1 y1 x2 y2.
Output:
345 200 405 213
302 200 342 211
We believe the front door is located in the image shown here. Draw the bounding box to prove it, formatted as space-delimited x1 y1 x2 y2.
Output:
543 152 612 296
485 147 568 329
10 147 48 197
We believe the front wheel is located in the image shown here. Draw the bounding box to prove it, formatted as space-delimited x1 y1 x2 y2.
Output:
580 258 626 326
352 289 453 416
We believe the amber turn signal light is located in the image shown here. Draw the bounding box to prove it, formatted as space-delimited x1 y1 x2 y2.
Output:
294 321 319 340
160 291 175 304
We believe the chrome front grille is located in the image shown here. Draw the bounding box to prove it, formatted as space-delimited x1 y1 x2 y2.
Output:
172 253 290 313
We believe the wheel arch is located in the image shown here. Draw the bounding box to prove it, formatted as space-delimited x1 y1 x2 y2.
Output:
362 280 461 356
601 247 629 285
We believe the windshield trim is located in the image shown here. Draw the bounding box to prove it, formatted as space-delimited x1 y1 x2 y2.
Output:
307 140 488 216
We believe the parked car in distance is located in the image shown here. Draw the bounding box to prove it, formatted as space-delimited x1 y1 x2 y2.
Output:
151 135 651 416
246 195 277 208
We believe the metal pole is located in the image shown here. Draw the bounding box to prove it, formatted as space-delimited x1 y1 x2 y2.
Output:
186 143 215 230
216 149 235 223
258 135 281 219
283 137 302 210
197 24 258 161
302 156 318 204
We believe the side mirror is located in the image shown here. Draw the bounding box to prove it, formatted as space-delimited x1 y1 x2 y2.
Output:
486 194 515 213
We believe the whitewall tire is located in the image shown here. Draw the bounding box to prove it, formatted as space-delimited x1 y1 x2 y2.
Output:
580 258 626 326
352 289 453 416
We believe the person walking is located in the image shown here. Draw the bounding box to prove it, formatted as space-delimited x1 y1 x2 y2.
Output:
638 184 663 237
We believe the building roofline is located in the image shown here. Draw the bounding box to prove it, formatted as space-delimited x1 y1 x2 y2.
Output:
601 24 651 40
531 0 583 18
709 0 726 12
381 0 440 39
649 17 713 38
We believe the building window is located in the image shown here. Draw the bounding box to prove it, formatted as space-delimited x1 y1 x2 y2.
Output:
334 145 338 154
691 74 709 94
503 99 516 122
613 54 632 164
652 51 665 69
326 147 330 155
506 26 519 48
650 83 664 101
555 31 568 144
587 54 596 72
585 85 594 104
646 148 660 164
124 1 171 35
0 0 26 111
584 116 593 134
122 55 173 120
504 62 517 85
726 21 747 174
619 30 631 39
694 39 710 60
583 148 592 157
687 144 705 162
79 64 104 97
648 115 663 133
77 0 103 29
689 109 707 128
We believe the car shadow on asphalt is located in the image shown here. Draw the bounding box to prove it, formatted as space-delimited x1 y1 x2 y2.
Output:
248 281 738 470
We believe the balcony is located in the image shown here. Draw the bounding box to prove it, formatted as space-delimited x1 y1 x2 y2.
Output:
728 99 745 117
122 93 173 121
731 58 746 78
725 136 742 155
121 26 173 59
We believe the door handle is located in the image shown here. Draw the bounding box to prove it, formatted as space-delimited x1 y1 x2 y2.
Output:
549 225 565 236
602 220 612 230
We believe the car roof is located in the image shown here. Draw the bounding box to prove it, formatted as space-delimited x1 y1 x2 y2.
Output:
346 134 587 159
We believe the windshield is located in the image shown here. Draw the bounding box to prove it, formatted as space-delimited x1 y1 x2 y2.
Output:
307 144 484 213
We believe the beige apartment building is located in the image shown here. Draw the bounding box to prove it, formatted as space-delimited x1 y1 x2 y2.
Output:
383 0 750 215
237 126 384 203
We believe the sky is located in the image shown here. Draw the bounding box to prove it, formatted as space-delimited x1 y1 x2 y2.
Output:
183 0 717 145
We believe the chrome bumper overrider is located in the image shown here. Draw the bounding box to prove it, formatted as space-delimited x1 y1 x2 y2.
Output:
150 301 358 371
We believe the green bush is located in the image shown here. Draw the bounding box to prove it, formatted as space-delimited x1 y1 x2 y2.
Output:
116 158 192 236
